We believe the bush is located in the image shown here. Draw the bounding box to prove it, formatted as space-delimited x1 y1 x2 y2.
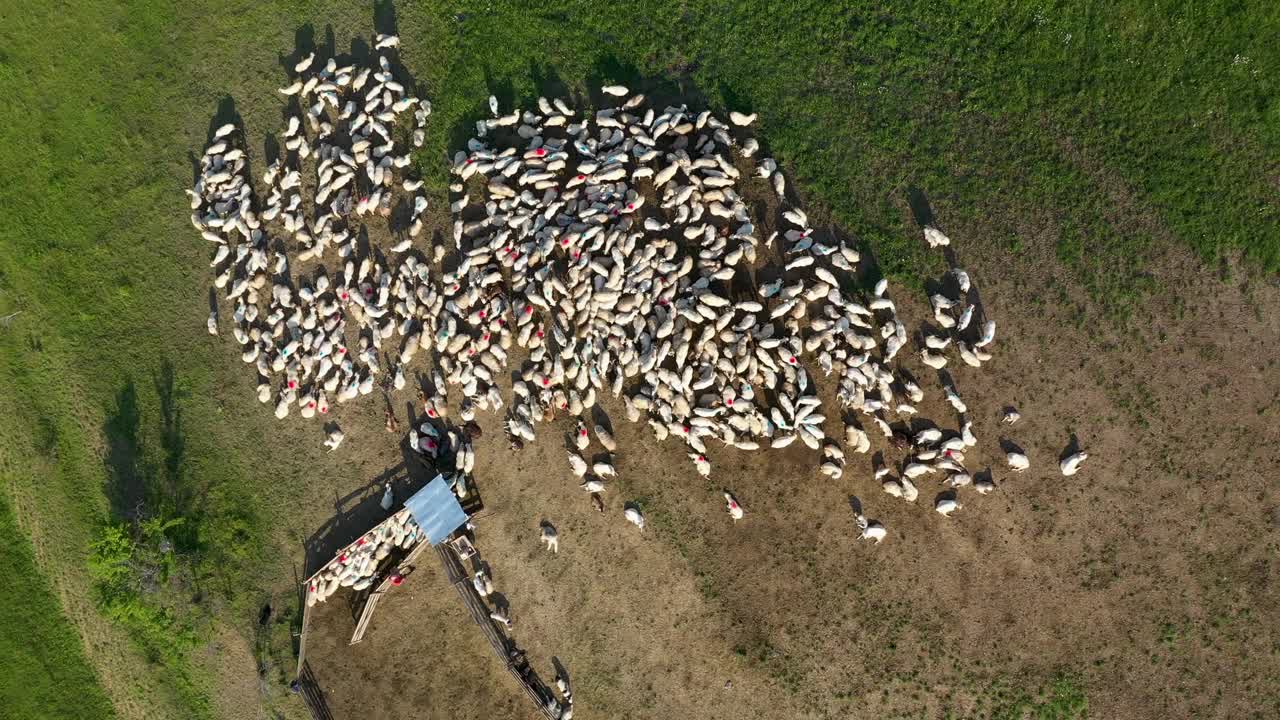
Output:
88 518 209 715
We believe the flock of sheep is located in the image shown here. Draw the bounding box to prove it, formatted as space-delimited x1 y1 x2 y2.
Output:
192 32 1090 558
189 30 1098 720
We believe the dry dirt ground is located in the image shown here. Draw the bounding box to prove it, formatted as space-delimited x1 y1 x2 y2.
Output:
269 162 1280 720
304 563 529 720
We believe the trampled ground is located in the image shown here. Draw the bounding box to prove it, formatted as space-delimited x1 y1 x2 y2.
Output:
1 2 1278 720
296 196 1280 720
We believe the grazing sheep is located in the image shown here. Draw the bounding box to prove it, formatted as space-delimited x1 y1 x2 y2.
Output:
473 569 493 597
594 424 617 452
854 512 886 544
623 506 645 531
1060 452 1088 476
724 492 744 522
934 497 962 516
1007 452 1030 472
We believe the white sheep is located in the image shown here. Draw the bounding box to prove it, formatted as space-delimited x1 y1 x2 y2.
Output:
1060 452 1088 476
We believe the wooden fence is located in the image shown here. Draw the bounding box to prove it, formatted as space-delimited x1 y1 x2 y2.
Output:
295 660 335 720
294 539 563 720
435 544 562 720
350 538 433 644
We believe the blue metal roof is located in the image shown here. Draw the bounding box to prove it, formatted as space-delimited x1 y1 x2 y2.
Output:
404 474 468 546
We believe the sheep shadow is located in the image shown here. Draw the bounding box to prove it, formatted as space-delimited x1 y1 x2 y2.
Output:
846 495 863 517
905 186 935 229
1059 434 1082 463
551 655 571 693
278 23 317 79
301 462 412 579
589 405 613 434
999 438 1025 455
907 416 940 435
870 450 886 474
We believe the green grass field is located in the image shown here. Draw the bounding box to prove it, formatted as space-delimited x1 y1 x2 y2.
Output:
0 0 1275 717
0 494 116 720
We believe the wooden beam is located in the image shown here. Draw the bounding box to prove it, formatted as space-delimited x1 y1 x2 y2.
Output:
295 591 314 679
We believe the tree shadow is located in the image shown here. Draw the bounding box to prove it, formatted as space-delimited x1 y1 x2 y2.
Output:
202 97 255 215
717 80 752 117
529 61 571 102
206 95 244 145
829 224 884 295
153 359 191 513
103 380 147 521
586 53 684 110
448 85 493 164
186 149 202 188
263 129 280 167
102 362 198 556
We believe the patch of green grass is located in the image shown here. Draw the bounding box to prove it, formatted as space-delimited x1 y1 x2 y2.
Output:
0 494 116 720
972 675 1088 720
0 0 271 712
87 520 211 717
